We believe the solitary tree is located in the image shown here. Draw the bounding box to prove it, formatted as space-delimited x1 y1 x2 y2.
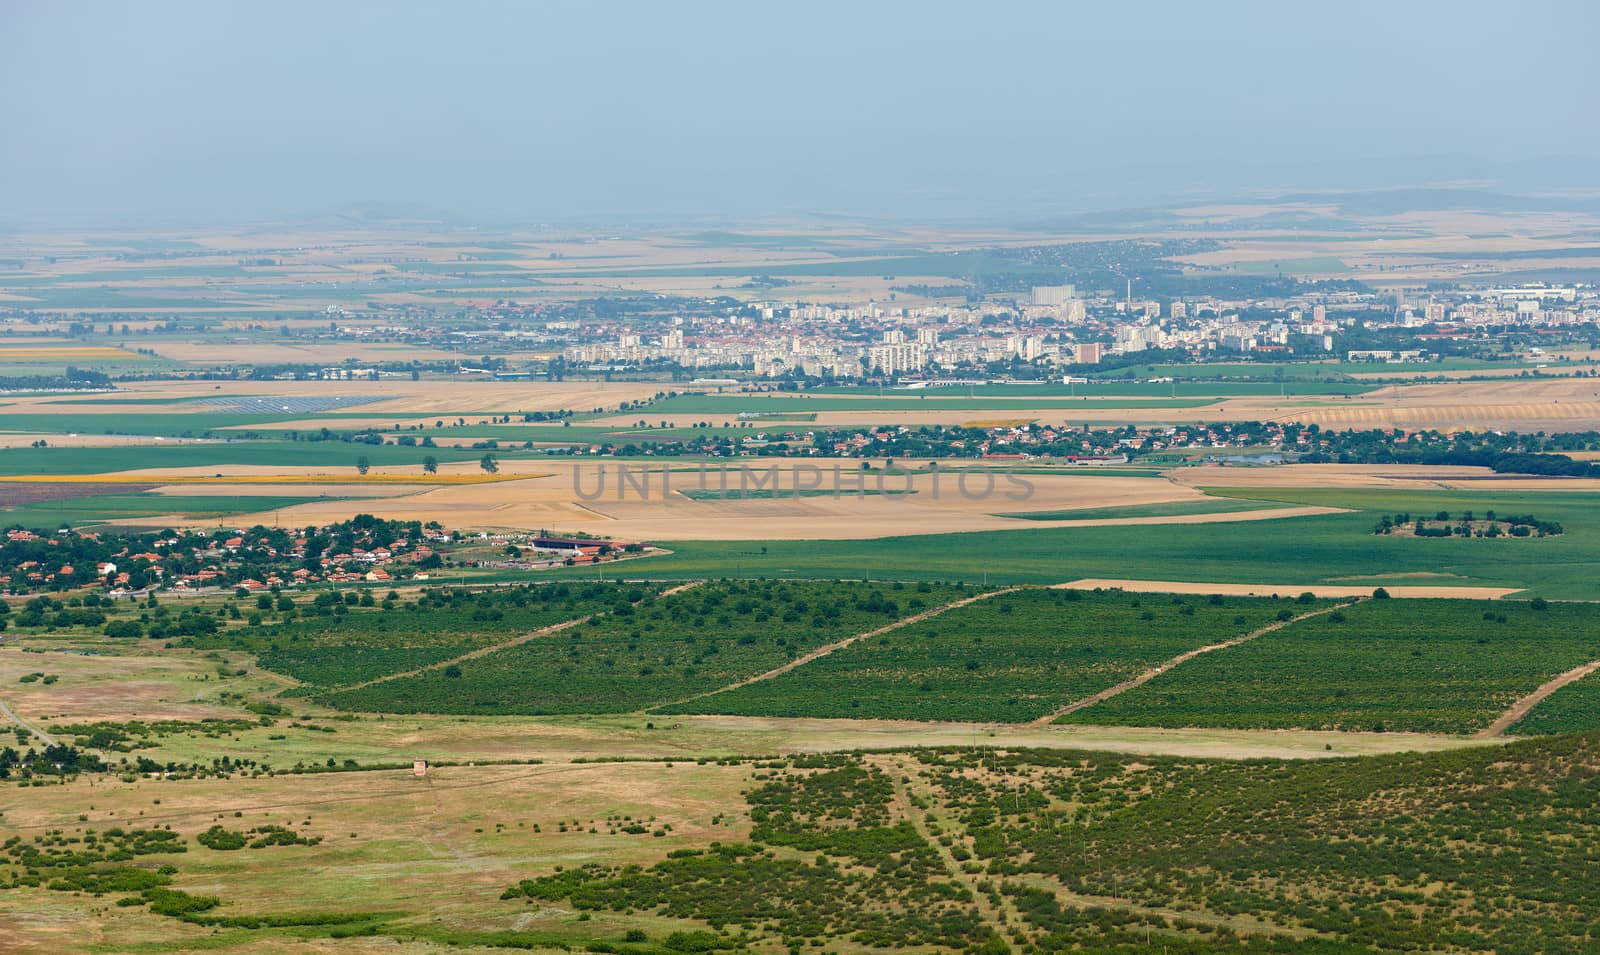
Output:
479 453 499 474
356 456 371 475
422 455 438 475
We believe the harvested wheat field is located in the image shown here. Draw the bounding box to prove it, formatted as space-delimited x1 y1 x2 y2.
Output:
181 460 1335 539
0 377 670 417
1171 462 1600 491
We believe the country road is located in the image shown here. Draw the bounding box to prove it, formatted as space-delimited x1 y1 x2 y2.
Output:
0 694 54 746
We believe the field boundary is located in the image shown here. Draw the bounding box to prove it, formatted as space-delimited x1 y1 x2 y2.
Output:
1057 579 1521 600
648 585 1021 712
1481 657 1600 737
0 693 55 746
1034 600 1358 725
333 580 706 692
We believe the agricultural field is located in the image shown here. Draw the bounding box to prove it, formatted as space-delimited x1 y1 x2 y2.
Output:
1506 668 1600 735
557 485 1600 598
3 571 1600 953
1061 597 1600 734
0 491 357 529
0 441 506 477
663 588 1322 722
994 496 1279 521
183 582 664 690
320 580 971 715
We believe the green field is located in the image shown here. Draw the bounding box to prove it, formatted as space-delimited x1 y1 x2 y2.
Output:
1510 670 1600 735
557 487 1600 599
0 492 346 529
0 411 387 437
1061 598 1600 734
995 496 1279 521
186 583 656 689
659 589 1313 722
0 441 511 476
320 580 969 715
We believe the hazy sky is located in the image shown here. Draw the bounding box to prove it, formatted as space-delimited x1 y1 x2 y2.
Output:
3 1 1596 226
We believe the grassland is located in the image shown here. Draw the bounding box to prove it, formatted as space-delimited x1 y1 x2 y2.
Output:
660 589 1316 722
1061 597 1600 734
8 733 1597 954
321 580 970 715
912 737 1600 954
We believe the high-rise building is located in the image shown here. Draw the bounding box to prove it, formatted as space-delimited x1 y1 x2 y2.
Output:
1031 285 1076 306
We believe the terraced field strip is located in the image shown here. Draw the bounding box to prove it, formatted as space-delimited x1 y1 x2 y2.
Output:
1034 600 1358 726
337 580 706 692
648 585 1021 712
1481 658 1600 737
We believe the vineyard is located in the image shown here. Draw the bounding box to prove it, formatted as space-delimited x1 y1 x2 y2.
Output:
320 580 970 715
1510 669 1600 735
184 582 662 689
1061 597 1600 734
660 589 1319 722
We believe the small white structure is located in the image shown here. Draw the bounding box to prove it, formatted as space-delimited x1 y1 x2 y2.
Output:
413 759 428 777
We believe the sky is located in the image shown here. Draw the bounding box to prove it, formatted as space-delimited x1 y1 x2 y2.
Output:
2 1 1596 227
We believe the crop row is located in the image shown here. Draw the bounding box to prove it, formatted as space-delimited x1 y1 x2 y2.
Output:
1063 597 1600 733
321 580 971 715
660 588 1316 722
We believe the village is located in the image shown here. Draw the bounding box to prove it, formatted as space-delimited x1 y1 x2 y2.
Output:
0 520 647 599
